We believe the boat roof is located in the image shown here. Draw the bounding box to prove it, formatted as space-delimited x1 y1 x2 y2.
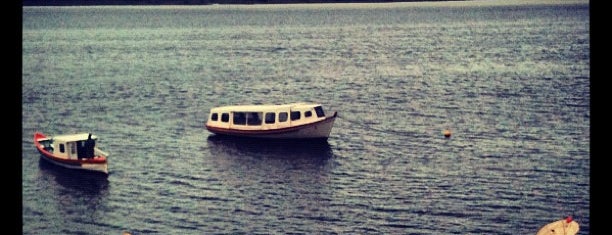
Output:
53 133 98 142
210 102 322 113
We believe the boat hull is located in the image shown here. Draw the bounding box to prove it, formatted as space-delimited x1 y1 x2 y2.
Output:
38 152 109 174
536 218 579 235
206 113 336 140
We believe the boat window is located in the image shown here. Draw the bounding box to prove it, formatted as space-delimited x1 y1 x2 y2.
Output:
305 111 312 118
279 112 288 122
314 106 325 117
211 113 218 121
265 112 275 124
71 143 76 154
233 112 246 125
221 113 229 122
59 144 65 153
247 112 262 126
290 111 301 121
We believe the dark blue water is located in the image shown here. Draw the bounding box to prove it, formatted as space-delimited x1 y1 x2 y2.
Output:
22 1 590 234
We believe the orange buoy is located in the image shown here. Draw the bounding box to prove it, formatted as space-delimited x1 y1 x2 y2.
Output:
443 129 451 138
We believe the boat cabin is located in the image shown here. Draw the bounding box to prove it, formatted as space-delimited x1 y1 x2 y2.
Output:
45 133 98 160
206 102 329 131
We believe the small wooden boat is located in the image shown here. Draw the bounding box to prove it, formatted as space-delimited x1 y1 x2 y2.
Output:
33 132 109 175
536 216 579 235
205 102 337 140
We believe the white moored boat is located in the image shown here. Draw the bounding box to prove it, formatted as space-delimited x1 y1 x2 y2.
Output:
34 132 109 175
205 102 337 140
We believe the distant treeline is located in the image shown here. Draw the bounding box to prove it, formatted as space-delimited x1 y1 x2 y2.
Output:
23 0 448 6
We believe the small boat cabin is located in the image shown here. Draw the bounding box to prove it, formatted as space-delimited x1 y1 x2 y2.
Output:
206 102 329 131
41 133 98 160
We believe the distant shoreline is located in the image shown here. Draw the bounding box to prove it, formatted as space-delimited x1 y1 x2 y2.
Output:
22 0 458 6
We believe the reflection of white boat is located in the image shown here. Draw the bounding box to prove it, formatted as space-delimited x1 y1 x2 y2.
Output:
536 216 579 235
34 132 109 175
207 134 334 159
205 102 337 140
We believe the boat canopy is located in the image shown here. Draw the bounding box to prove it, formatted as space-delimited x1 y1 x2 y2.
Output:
53 133 97 143
210 102 321 113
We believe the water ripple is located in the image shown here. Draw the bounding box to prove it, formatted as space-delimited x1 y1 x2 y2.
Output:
22 2 589 234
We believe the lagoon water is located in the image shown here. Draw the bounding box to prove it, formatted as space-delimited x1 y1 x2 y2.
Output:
22 1 590 234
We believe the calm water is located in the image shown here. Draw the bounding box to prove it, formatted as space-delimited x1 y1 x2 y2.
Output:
22 1 590 234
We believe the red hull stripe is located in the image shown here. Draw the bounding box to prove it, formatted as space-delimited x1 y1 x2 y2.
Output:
39 152 82 166
36 147 107 164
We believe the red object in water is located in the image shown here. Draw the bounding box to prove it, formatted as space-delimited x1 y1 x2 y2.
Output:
443 129 451 138
565 216 573 223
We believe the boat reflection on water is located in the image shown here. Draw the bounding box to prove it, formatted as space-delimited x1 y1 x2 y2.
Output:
37 158 110 226
206 135 334 160
38 158 110 195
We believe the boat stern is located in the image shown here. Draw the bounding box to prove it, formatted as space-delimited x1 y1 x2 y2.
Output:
81 162 109 175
